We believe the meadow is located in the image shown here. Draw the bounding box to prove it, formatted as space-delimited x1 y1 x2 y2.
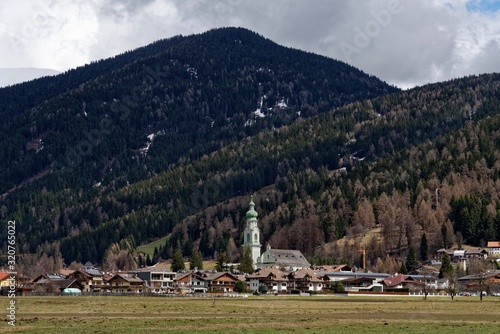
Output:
2 295 500 333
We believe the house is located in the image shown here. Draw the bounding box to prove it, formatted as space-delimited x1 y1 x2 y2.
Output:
0 271 10 288
175 272 207 294
409 265 439 276
436 277 450 290
321 270 390 285
32 274 83 293
108 274 145 293
247 268 288 293
465 248 488 260
69 268 105 292
287 269 325 293
380 274 421 291
136 267 176 293
256 244 310 271
487 242 500 258
32 273 66 284
458 270 500 292
51 279 84 292
431 248 488 264
203 272 240 293
341 277 383 292
430 248 454 264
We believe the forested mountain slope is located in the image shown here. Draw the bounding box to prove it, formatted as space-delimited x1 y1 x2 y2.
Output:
0 27 396 195
0 27 397 264
2 28 500 271
112 73 500 269
5 71 500 268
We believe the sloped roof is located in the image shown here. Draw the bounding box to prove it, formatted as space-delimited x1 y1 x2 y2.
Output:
176 272 205 282
435 248 454 255
410 265 439 276
487 242 500 248
52 279 83 290
267 249 310 268
110 274 144 283
204 272 239 282
0 271 9 281
291 269 324 282
59 269 75 277
381 274 414 287
342 277 377 284
458 270 500 281
84 268 103 277
247 268 287 281
465 248 487 255
317 264 352 272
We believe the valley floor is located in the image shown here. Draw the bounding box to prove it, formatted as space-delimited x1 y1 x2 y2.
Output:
3 295 500 333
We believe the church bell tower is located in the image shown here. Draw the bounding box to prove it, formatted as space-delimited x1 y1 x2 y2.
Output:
244 196 261 264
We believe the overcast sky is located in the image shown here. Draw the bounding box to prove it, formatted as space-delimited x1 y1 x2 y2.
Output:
1 0 499 89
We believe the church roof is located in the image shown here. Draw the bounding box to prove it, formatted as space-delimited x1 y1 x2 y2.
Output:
261 248 311 269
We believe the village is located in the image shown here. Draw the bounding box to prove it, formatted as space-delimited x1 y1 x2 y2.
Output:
2 199 500 298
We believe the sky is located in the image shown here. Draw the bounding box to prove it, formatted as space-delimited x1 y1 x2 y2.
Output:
0 0 500 89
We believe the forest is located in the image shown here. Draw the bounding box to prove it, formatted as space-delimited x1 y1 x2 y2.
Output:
0 27 499 274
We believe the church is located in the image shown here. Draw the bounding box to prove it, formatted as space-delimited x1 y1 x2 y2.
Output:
244 197 310 271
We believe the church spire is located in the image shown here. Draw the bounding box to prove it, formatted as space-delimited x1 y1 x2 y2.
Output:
244 196 261 265
246 196 258 222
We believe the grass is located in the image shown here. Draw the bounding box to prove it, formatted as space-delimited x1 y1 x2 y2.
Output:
3 295 500 333
136 236 170 257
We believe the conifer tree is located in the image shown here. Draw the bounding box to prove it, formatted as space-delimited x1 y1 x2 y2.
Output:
400 261 408 274
238 245 254 274
137 254 144 268
420 233 428 261
405 245 419 273
171 248 185 272
439 252 453 279
189 249 203 270
215 251 229 272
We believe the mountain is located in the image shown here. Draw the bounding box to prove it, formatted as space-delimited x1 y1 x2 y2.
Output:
5 28 500 270
0 27 397 265
0 27 397 196
0 68 60 88
121 73 500 270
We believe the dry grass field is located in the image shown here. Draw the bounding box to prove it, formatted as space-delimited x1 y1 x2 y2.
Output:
2 295 500 333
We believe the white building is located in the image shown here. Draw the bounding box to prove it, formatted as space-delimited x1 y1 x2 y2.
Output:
243 197 262 265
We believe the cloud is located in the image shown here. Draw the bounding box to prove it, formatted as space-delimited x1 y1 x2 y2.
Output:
0 0 499 89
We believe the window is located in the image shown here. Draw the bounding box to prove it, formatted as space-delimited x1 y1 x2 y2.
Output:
254 233 258 242
246 233 250 243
